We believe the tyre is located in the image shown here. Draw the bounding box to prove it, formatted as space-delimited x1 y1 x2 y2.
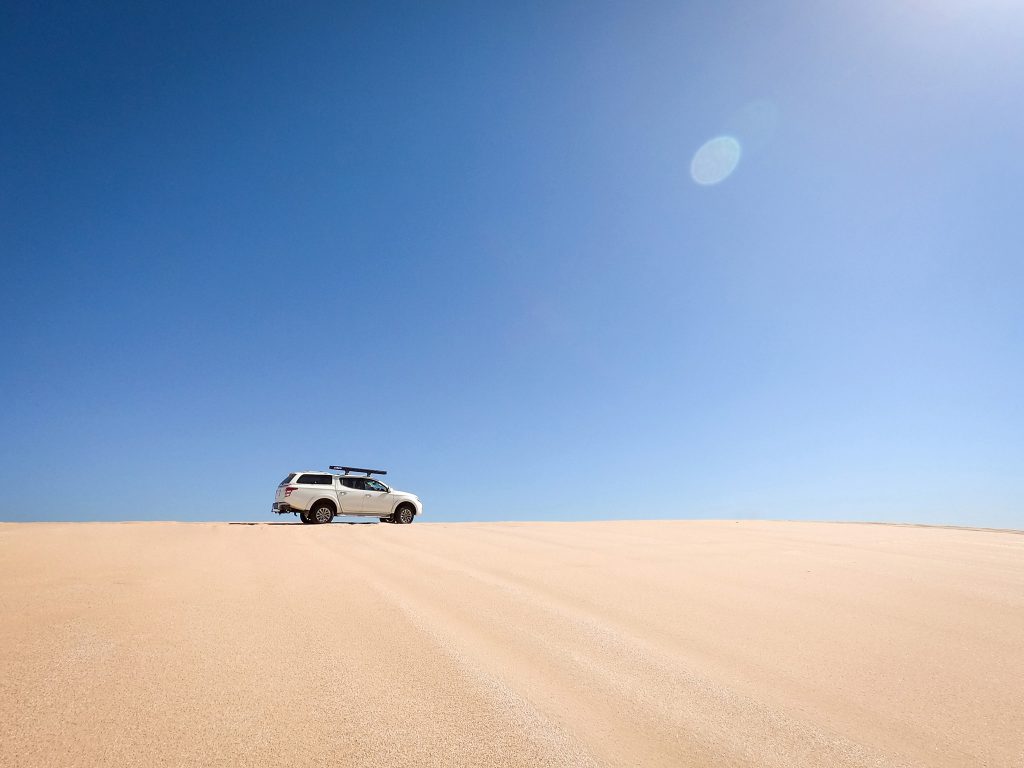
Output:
311 503 335 524
299 510 314 524
394 505 414 525
379 518 391 523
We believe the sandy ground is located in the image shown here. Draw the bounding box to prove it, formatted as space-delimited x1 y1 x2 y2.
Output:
1 520 1022 768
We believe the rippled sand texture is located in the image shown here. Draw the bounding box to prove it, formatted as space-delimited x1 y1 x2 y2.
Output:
2 520 1022 767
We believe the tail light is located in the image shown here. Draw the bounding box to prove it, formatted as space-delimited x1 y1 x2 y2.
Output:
284 486 297 497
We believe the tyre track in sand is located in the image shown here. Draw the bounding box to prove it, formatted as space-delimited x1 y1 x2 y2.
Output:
338 528 907 768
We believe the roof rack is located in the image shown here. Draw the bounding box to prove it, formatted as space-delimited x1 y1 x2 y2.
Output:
329 466 387 476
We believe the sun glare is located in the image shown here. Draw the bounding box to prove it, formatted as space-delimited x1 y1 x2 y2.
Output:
690 136 742 185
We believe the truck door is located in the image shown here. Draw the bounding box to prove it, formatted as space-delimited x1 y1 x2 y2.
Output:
361 479 393 517
337 477 365 513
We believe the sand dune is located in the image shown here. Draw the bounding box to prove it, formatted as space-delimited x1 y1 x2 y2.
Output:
1 520 1022 767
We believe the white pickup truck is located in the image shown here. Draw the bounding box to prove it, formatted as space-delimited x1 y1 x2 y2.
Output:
272 466 422 524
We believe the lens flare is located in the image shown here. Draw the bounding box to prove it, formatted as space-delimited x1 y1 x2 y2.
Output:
690 136 742 185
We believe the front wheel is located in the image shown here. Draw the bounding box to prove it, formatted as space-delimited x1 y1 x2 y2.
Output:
394 506 414 525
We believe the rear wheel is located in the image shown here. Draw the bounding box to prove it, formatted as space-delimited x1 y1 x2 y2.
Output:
395 505 414 525
311 503 335 524
299 510 314 524
379 518 392 523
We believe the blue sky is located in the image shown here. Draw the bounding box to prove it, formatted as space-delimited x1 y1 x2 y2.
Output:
2 1 1021 526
